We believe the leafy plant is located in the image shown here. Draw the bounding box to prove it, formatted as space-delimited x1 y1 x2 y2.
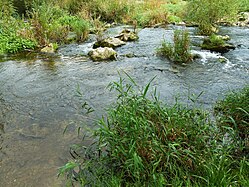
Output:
238 0 249 12
187 0 239 35
0 0 16 19
158 29 192 64
60 74 215 186
0 28 37 54
215 86 249 141
60 76 249 186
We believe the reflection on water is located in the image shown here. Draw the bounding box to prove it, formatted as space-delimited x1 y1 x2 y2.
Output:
0 26 249 186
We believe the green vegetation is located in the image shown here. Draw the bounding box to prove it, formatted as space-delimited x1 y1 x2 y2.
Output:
215 86 249 142
187 0 239 35
239 0 249 12
0 28 37 54
0 0 189 55
158 30 192 64
59 75 249 186
0 1 37 54
1 0 248 54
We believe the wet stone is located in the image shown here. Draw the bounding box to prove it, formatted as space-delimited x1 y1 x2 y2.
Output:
88 47 117 61
93 37 126 49
115 29 139 42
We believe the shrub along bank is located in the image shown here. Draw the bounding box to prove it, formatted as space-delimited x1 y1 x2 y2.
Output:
1 0 248 54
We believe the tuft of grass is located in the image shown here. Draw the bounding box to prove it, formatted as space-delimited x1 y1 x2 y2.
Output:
60 74 214 186
186 0 239 35
214 86 249 142
158 29 192 64
60 76 249 186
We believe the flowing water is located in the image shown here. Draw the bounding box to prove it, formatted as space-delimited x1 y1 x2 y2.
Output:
0 25 248 186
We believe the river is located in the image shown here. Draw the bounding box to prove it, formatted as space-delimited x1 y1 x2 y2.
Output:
0 25 248 186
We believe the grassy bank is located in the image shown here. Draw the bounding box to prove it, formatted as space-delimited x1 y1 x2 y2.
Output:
1 0 248 54
0 0 188 55
59 75 249 186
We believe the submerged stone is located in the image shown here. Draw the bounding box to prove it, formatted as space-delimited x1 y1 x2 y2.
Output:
93 37 126 49
115 29 139 42
88 47 117 61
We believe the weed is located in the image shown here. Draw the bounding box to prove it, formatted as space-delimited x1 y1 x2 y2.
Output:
60 74 216 186
187 0 239 35
158 29 192 64
214 86 249 143
60 75 249 186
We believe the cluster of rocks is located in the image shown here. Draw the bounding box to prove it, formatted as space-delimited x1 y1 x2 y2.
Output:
88 29 139 61
235 12 249 27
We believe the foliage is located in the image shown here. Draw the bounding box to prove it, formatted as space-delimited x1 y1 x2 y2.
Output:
0 1 37 54
187 0 239 35
208 34 226 46
214 86 249 141
0 29 37 54
132 1 168 26
0 0 16 19
28 2 90 45
60 76 249 186
238 0 249 12
158 30 192 64
73 0 134 23
201 34 226 51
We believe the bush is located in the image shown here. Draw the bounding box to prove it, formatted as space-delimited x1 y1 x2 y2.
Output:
158 30 192 64
0 29 37 54
0 1 37 54
29 2 90 45
187 0 239 35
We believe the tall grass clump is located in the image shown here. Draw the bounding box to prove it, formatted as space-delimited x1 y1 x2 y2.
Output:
132 0 169 27
187 0 239 35
59 74 217 186
59 77 249 186
158 30 192 64
0 0 37 54
215 85 249 155
28 1 90 46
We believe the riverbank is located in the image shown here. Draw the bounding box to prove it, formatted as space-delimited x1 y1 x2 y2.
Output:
1 0 249 55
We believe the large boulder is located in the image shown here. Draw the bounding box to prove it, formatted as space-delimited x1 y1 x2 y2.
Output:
115 29 139 41
88 47 117 61
201 35 235 53
93 37 126 49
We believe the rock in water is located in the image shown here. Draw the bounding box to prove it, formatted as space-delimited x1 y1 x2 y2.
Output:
201 35 235 53
88 47 117 61
93 37 126 49
41 43 57 53
115 29 139 41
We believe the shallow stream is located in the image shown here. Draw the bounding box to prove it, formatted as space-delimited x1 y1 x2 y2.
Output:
0 25 248 186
